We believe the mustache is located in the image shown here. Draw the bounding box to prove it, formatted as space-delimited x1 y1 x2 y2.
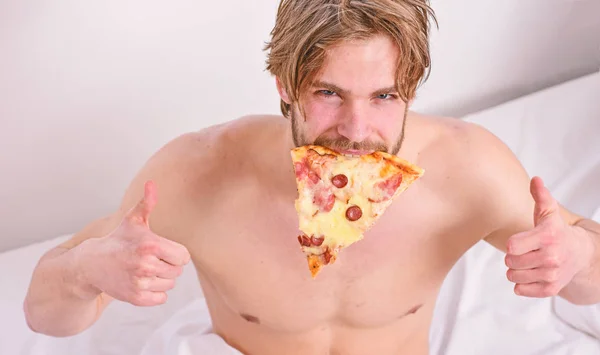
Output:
312 136 388 152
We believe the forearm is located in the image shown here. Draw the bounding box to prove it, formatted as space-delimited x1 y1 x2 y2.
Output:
559 218 600 305
23 245 107 337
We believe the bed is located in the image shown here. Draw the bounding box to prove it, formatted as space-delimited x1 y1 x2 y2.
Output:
1 71 599 354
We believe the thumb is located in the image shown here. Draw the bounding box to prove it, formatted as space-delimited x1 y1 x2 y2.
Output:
530 176 559 226
126 180 157 226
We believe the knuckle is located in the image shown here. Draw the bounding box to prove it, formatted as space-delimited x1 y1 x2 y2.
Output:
544 254 561 267
136 239 161 256
133 276 149 290
134 263 155 277
540 235 553 247
541 228 558 246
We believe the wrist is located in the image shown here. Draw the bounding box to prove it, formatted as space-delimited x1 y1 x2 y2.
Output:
573 223 597 278
69 239 103 300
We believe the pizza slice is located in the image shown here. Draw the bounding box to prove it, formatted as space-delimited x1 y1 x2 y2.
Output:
291 145 425 278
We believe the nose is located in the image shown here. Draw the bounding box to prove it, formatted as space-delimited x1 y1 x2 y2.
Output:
337 101 372 143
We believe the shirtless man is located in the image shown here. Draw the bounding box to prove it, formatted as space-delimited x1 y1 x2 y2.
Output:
23 1 600 354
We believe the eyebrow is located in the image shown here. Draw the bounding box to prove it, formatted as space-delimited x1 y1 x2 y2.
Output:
312 81 398 97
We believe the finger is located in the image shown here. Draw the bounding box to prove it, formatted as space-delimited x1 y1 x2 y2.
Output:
505 250 545 270
154 262 184 279
514 282 562 298
507 230 542 256
145 277 176 292
155 238 191 266
126 180 157 226
530 176 559 226
130 290 168 307
133 276 173 296
507 268 559 284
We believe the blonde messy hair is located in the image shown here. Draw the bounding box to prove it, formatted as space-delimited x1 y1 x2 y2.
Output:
264 0 437 118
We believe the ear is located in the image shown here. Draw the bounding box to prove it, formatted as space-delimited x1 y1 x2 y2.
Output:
275 77 291 104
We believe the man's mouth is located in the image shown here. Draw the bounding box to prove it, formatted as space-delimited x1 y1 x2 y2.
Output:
338 149 374 157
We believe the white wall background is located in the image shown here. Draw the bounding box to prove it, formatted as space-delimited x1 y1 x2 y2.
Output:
1 0 599 252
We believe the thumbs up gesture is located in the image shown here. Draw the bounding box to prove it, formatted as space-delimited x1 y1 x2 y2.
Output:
81 181 191 306
504 177 593 298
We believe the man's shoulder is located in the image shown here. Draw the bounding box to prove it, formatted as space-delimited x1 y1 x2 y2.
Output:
164 114 284 165
140 114 286 236
156 114 286 191
416 114 525 181
418 116 529 201
415 114 533 224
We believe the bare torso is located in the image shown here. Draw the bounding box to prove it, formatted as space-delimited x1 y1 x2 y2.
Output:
165 114 498 355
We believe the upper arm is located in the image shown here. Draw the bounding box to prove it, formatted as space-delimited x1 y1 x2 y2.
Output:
462 123 586 252
455 122 535 252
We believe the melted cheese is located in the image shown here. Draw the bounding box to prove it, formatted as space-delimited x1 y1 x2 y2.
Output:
297 193 372 247
291 146 424 277
295 157 382 249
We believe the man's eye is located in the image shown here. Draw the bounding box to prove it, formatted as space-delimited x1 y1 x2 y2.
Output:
319 90 336 96
377 94 394 100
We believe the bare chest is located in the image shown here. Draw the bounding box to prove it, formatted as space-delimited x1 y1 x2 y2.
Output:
191 184 480 333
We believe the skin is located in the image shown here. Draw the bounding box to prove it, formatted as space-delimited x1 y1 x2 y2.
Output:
23 34 600 354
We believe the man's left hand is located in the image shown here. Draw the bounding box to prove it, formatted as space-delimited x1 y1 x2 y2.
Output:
504 176 593 297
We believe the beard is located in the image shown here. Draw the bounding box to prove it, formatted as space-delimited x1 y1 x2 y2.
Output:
290 107 407 156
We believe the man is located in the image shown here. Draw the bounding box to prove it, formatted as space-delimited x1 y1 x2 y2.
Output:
23 1 600 354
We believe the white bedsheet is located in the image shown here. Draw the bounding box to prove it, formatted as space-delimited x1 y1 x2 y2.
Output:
430 71 600 354
431 71 600 355
1 72 599 355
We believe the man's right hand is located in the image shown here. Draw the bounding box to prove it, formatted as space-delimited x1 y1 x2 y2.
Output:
78 180 191 306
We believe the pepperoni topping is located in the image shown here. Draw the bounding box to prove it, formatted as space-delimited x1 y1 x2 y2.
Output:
295 150 339 212
298 235 312 247
323 248 333 264
294 160 319 185
305 149 335 181
314 188 335 212
331 174 348 188
294 153 331 186
379 173 403 195
311 235 324 246
293 162 307 180
307 171 320 185
298 234 325 247
371 173 403 202
345 205 363 221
